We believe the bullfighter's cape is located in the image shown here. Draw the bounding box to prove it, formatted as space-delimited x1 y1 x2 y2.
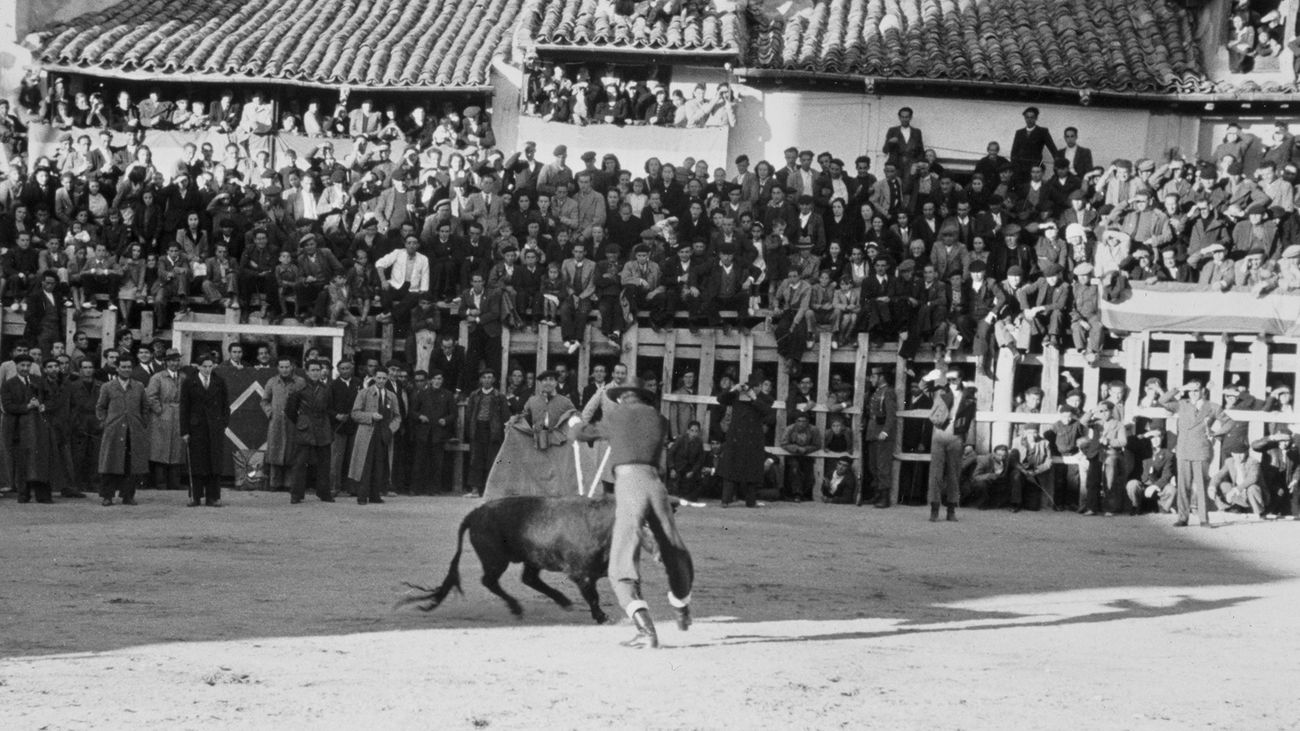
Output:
483 407 602 499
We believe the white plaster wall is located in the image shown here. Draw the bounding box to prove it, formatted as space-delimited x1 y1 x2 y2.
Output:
729 86 1162 172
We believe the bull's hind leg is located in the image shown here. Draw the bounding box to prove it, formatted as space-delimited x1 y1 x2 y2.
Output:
574 576 609 624
479 556 524 617
520 564 574 610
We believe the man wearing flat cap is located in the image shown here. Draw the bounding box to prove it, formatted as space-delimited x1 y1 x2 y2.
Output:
924 368 976 522
1115 187 1172 249
568 381 694 649
1230 203 1279 260
536 145 572 196
620 240 666 329
1017 261 1070 351
1069 262 1102 364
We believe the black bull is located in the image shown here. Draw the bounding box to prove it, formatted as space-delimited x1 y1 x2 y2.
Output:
398 496 662 624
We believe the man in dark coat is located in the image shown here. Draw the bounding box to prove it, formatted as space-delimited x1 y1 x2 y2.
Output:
411 369 458 494
65 358 104 497
862 365 897 507
96 355 150 506
179 351 230 507
1 354 50 502
715 373 775 507
463 368 510 497
24 272 63 356
926 368 977 522
1010 107 1059 183
328 359 363 497
284 358 335 504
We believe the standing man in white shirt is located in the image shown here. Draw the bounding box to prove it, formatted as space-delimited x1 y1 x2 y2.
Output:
375 234 430 338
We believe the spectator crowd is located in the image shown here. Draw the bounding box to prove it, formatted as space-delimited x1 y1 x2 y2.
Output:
2 79 1300 523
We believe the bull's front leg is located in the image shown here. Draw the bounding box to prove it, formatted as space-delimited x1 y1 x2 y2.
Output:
573 576 609 624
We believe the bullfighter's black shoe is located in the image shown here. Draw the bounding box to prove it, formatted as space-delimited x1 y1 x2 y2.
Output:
672 604 691 631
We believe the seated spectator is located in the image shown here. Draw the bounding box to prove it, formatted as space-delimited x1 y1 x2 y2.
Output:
1210 444 1267 518
780 411 822 502
821 455 856 504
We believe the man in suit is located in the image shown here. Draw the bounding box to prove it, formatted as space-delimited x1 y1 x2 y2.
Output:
460 272 503 383
1010 107 1059 184
620 241 666 329
870 162 906 221
1017 262 1071 350
1210 444 1266 518
862 365 897 508
503 142 544 193
96 355 150 506
411 369 457 494
859 255 898 337
179 351 230 507
883 107 925 184
1160 380 1224 528
283 358 335 504
462 176 507 239
348 365 401 505
964 260 1005 377
925 368 977 522
1060 127 1094 178
23 272 63 356
558 242 597 353
328 360 363 497
463 368 510 498
1126 428 1176 514
64 358 104 498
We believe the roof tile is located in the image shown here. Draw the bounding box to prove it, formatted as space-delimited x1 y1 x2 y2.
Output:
526 0 743 54
33 0 522 88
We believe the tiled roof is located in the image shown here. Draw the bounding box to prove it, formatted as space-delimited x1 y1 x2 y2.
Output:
523 0 745 55
746 0 1216 94
32 0 524 88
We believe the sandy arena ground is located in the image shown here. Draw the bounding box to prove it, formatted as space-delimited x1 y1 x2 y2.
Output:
0 490 1297 730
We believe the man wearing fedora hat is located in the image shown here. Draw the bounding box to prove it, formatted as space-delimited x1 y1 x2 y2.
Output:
568 381 694 649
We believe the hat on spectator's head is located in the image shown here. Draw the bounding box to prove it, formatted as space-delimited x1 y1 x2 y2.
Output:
632 243 653 257
1133 187 1154 199
1227 162 1244 176
1006 265 1025 278
1042 262 1063 278
298 233 318 247
718 242 738 256
553 144 567 157
920 368 945 383
1198 164 1217 180
1283 244 1300 259
1073 262 1094 277
262 185 282 199
1202 243 1226 256
607 379 657 405
1039 220 1057 231
1229 441 1249 454
537 370 558 382
797 194 815 206
795 238 813 249
1133 246 1152 259
1064 223 1087 240
1059 404 1080 417
639 229 658 241
968 260 987 274
581 151 596 162
1247 247 1267 259
330 170 346 184
359 215 379 230
746 372 765 389
1137 158 1156 173
524 140 537 151
1143 377 1163 389
463 106 481 118
499 243 518 254
604 243 622 256
1068 189 1086 201
1002 223 1021 238
12 354 32 364
1246 202 1269 216
1113 159 1133 171
164 348 182 360
896 259 915 274
57 132 73 143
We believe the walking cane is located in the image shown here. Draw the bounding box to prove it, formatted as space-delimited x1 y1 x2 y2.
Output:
184 437 197 504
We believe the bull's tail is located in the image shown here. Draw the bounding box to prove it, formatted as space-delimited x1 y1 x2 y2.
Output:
396 515 471 612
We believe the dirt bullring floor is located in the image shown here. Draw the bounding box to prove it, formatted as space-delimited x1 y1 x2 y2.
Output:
0 491 1297 729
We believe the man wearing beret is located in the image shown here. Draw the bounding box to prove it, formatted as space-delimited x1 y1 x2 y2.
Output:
1017 262 1070 351
1231 204 1279 260
536 145 572 197
570 381 694 648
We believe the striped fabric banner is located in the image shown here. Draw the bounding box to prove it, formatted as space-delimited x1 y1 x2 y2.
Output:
1100 282 1300 336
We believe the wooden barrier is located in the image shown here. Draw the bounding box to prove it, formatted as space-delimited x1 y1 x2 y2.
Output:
6 302 1298 495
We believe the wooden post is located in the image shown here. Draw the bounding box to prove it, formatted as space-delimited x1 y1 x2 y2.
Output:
621 325 638 379
577 325 592 391
890 350 907 505
535 322 551 388
697 329 717 430
660 329 677 419
852 333 871 490
1208 335 1228 401
1123 333 1144 419
140 310 155 342
738 330 754 385
990 349 1016 448
813 331 833 485
381 323 395 364
1041 346 1062 408
499 326 512 378
1168 337 1186 390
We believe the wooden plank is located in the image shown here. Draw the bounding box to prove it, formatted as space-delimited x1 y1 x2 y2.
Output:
851 333 871 503
738 330 755 385
1123 333 1144 421
812 331 833 485
139 310 155 342
1081 361 1100 406
1167 338 1186 391
171 321 345 339
660 329 677 420
1208 336 1228 402
891 348 907 505
499 325 512 378
1040 344 1061 408
621 325 639 382
990 344 1016 448
381 323 395 364
697 329 717 431
535 322 551 385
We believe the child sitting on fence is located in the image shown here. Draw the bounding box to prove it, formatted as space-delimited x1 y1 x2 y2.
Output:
274 250 302 319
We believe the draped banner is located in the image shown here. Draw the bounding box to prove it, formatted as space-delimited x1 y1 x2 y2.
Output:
1100 282 1300 336
215 366 275 482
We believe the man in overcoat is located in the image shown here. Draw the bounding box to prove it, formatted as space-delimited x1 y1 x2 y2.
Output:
145 349 186 491
262 356 305 491
348 366 402 504
284 358 335 504
97 356 150 505
180 351 230 507
411 370 457 494
715 373 775 508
